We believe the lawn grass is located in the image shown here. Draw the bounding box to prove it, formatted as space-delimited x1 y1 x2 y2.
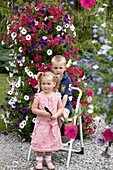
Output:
0 73 10 105
0 73 10 132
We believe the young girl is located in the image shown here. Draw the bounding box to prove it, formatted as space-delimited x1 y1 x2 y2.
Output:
31 71 63 170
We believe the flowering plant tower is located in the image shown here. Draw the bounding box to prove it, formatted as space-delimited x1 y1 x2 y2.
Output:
1 1 94 140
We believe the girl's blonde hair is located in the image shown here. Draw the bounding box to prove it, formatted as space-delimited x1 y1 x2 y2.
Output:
37 71 60 91
51 55 66 65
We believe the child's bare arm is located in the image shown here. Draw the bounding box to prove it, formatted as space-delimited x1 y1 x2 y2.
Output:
32 98 51 117
62 94 68 108
51 100 63 119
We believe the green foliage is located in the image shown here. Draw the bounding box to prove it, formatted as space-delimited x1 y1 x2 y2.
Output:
0 45 11 73
0 1 95 140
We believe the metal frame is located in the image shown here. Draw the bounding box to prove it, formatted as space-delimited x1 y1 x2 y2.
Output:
59 87 84 169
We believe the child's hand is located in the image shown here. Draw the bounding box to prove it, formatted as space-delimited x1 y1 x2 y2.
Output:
51 114 58 120
43 111 51 118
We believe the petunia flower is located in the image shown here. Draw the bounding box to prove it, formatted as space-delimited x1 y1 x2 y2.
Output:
20 28 27 35
102 128 113 142
56 25 62 31
26 34 31 40
24 95 29 101
79 0 95 8
64 124 78 139
47 49 52 56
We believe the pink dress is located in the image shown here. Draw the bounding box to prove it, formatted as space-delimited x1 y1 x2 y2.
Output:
31 91 62 152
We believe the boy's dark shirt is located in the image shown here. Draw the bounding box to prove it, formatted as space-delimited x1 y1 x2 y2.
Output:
58 72 72 111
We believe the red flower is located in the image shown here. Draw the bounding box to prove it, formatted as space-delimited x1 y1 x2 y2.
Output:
76 67 83 77
79 0 95 8
87 118 92 124
102 128 113 142
31 34 38 39
64 125 78 139
85 89 93 97
87 128 94 134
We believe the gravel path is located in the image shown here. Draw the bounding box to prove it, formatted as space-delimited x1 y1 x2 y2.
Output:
0 119 113 170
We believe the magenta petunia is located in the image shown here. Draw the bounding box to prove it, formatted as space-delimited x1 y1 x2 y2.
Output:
109 86 113 92
64 124 78 139
102 128 113 142
79 0 95 9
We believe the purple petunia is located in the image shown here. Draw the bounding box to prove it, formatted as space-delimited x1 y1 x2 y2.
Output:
16 55 22 61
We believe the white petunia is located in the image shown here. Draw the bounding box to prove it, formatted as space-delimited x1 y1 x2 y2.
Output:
22 57 25 63
24 95 29 101
35 20 38 26
64 24 69 28
73 31 76 37
22 120 26 126
42 36 47 40
19 63 23 67
66 59 72 67
82 75 86 80
20 28 27 35
24 67 29 72
9 72 14 77
1 41 5 45
88 104 94 110
7 90 13 95
13 69 18 74
56 25 62 31
87 109 93 114
26 34 31 40
32 117 36 123
18 47 23 53
5 66 9 71
19 122 25 129
27 71 33 77
70 24 75 31
15 83 20 88
73 61 77 65
25 116 28 121
11 32 17 40
47 49 52 56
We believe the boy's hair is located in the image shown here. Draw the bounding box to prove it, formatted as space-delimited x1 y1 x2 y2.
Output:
51 55 66 65
37 71 60 91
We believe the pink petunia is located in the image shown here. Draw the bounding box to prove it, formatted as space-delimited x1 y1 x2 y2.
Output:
64 124 78 139
109 86 113 92
85 89 94 97
37 23 43 29
79 0 95 9
76 67 83 77
102 128 113 142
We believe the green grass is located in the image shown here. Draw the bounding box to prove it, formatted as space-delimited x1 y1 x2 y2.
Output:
0 73 10 105
0 73 10 132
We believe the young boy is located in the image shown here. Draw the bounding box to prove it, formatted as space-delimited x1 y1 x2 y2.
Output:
51 55 73 139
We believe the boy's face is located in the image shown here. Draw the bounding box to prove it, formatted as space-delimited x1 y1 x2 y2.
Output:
51 61 66 79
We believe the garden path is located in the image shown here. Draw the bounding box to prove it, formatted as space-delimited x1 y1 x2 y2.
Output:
0 123 113 170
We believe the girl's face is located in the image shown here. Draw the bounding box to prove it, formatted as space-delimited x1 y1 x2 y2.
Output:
51 61 66 79
41 76 55 94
